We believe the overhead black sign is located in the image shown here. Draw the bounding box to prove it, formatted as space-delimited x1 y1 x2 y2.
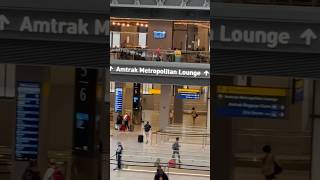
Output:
110 60 210 79
213 18 320 54
0 9 108 43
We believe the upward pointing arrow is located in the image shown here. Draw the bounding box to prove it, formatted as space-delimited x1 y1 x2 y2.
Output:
300 28 317 46
204 70 210 76
0 15 10 31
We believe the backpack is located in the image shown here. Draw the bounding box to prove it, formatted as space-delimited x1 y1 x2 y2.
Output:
144 124 151 132
53 169 65 180
172 142 179 150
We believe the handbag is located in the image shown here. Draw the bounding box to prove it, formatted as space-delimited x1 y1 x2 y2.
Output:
273 161 283 175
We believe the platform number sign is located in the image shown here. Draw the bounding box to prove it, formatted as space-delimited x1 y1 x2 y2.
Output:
73 68 97 153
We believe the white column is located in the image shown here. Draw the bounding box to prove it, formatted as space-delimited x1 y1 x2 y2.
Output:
159 85 171 130
312 80 320 180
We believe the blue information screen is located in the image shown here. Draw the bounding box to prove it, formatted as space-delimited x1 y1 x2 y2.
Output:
215 86 287 119
15 82 40 161
153 31 166 39
115 88 123 113
177 92 200 100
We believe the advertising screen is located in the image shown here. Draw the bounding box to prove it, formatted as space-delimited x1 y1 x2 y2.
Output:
153 31 166 39
15 82 40 161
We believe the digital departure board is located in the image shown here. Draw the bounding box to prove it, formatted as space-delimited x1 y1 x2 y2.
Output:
115 88 123 113
15 82 40 161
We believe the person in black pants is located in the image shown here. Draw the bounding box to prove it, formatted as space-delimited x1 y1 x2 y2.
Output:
114 142 124 171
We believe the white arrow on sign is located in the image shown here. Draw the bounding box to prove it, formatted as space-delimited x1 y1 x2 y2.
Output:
300 28 317 46
204 70 210 76
0 14 10 31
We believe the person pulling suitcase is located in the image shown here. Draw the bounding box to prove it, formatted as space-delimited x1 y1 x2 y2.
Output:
144 121 152 144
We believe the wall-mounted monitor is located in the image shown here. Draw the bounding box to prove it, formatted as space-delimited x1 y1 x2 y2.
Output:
153 31 166 39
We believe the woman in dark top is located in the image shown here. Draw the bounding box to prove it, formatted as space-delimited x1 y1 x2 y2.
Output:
154 166 168 180
22 160 40 180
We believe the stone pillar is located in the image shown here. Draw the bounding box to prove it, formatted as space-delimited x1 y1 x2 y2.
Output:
159 85 171 130
174 86 183 124
212 75 234 180
207 87 210 132
311 80 320 180
302 79 313 130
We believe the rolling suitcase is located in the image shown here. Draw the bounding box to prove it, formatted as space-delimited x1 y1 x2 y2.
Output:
120 124 126 131
138 135 143 143
168 159 176 168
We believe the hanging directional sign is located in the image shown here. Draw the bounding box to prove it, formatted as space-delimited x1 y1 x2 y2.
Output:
215 85 288 119
110 60 210 79
0 9 108 43
213 18 320 54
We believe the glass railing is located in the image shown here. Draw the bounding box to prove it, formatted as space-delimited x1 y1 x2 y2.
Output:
216 0 320 6
110 48 210 64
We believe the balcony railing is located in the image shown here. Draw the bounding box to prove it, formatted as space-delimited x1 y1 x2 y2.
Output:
217 0 320 6
110 48 210 64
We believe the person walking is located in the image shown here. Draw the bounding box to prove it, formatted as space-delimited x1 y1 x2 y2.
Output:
144 121 152 144
43 159 64 180
116 114 123 131
172 137 181 167
261 145 282 180
169 110 174 124
154 166 169 180
191 107 198 125
123 113 131 131
22 160 40 180
114 142 124 171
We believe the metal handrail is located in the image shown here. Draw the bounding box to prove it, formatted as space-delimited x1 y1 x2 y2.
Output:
122 150 210 158
118 154 210 164
109 159 210 170
222 0 320 7
153 130 210 148
110 48 209 63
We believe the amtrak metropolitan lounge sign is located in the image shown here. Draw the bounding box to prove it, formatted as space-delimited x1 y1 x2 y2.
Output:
213 19 320 53
110 60 210 79
0 9 108 43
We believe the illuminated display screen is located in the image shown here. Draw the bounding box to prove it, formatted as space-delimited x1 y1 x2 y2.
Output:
153 31 166 39
115 88 123 112
15 82 40 161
